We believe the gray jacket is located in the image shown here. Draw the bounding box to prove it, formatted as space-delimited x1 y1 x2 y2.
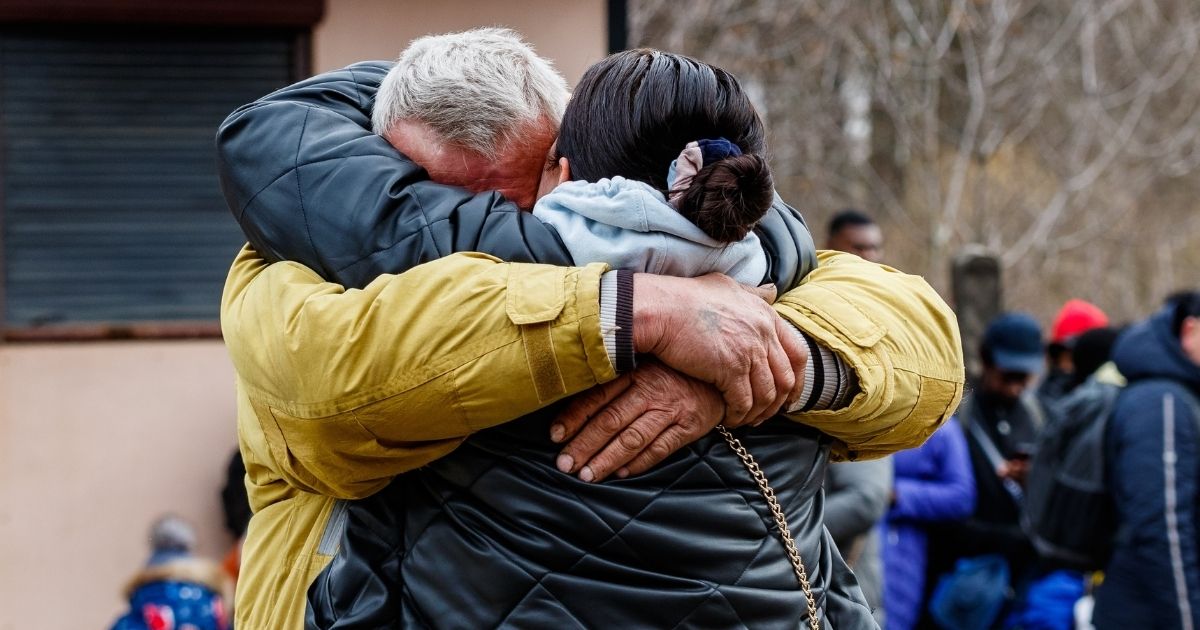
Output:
825 458 893 621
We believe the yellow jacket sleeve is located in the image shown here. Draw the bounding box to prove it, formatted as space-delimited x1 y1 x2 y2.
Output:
221 246 616 499
776 251 965 461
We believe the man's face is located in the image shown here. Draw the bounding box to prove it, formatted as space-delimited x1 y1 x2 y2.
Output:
384 118 558 210
1182 316 1200 365
828 224 884 262
980 365 1034 403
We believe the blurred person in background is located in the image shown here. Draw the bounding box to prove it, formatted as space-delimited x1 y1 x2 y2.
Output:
110 515 230 630
219 449 250 586
881 419 975 630
825 458 893 624
826 208 883 263
1038 300 1109 412
925 313 1045 629
1093 291 1200 629
824 205 892 622
1007 326 1122 630
1066 326 1123 390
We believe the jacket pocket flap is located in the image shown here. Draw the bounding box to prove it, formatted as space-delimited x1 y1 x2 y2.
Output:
801 283 886 348
505 267 566 324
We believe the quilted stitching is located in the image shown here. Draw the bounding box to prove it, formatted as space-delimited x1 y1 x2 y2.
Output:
321 420 831 629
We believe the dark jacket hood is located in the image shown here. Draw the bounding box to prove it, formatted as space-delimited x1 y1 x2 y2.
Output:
1112 307 1200 389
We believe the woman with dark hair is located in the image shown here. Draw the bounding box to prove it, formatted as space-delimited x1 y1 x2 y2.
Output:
531 48 777 275
304 48 882 629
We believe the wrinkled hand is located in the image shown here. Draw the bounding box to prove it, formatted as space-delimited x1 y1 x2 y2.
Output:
633 272 808 426
550 359 724 482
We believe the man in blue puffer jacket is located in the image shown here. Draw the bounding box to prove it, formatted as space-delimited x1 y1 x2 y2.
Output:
1094 291 1200 629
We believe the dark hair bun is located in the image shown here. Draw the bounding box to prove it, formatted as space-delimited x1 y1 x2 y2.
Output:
677 153 773 242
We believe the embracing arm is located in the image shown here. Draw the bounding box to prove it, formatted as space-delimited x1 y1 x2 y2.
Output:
216 62 572 288
776 251 965 460
551 252 963 480
222 246 614 498
224 246 800 497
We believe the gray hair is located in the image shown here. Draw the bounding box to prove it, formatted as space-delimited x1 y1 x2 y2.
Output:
149 514 195 553
372 28 569 158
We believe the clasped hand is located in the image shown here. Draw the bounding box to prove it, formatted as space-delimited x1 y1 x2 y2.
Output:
551 272 809 482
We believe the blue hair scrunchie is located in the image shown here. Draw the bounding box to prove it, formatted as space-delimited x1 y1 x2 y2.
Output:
666 137 744 206
696 137 742 163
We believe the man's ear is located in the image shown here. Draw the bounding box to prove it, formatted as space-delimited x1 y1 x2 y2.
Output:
558 157 571 184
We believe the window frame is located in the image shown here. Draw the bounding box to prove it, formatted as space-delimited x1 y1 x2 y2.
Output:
0 0 318 341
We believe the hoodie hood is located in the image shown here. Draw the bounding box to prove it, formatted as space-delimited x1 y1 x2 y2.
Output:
532 177 770 285
1112 307 1200 389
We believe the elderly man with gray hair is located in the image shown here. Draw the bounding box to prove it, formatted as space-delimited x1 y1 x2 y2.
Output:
218 28 961 628
371 28 570 211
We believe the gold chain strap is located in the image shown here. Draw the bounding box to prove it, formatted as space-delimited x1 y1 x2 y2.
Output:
716 425 821 630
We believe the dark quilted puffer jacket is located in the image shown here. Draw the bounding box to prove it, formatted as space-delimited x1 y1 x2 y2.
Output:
216 62 875 629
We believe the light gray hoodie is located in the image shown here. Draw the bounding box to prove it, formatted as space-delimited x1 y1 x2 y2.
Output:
532 176 768 285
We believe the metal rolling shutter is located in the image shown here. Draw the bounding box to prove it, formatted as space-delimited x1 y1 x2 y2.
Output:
0 28 294 327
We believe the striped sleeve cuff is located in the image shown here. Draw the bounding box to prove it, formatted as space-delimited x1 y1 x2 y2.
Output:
599 270 636 373
788 324 857 412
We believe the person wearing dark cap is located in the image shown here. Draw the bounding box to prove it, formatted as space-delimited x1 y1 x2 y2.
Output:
924 313 1047 629
1039 299 1110 410
823 206 889 624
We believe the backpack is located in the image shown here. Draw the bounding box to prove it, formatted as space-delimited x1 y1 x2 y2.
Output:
1021 376 1121 570
1023 375 1200 570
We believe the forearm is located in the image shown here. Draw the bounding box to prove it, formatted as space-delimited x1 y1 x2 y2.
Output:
776 251 965 460
602 269 847 413
788 326 857 412
223 246 617 496
599 271 636 373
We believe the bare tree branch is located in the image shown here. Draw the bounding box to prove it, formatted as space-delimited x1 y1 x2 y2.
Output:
631 0 1200 320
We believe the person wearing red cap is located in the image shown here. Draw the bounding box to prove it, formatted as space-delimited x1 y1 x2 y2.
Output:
1038 299 1110 411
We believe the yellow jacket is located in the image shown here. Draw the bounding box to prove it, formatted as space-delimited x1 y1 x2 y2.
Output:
221 246 963 628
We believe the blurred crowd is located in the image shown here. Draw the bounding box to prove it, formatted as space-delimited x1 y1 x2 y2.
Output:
823 210 1200 630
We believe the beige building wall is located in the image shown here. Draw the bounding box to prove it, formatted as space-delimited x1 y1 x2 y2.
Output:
0 341 237 629
0 3 607 629
314 0 608 83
